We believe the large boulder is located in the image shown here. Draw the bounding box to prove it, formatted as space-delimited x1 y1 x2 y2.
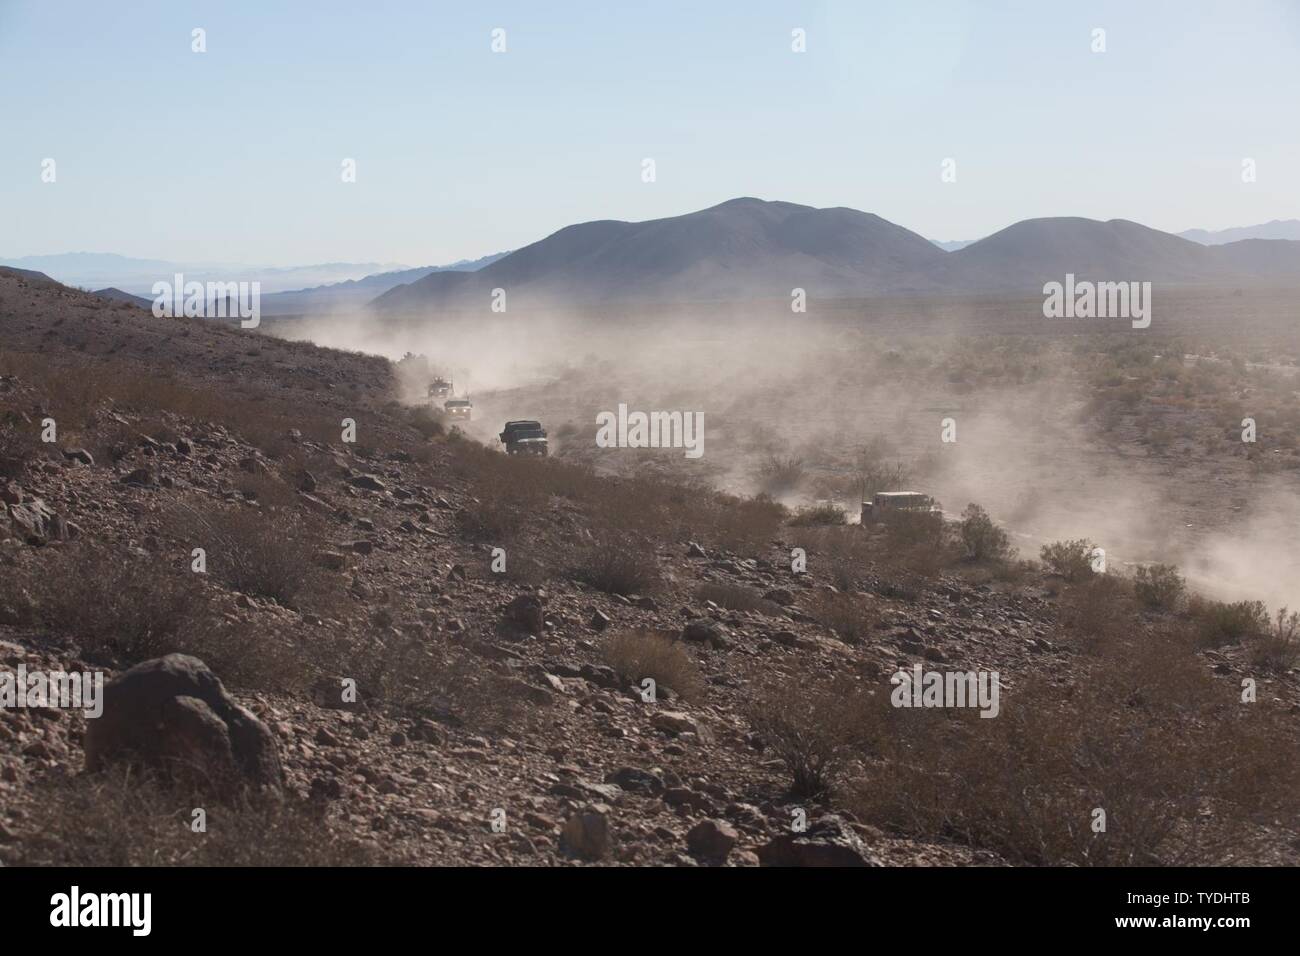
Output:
85 654 283 799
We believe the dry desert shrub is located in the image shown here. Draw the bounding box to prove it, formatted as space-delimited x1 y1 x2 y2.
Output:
602 629 704 701
1039 538 1100 581
758 454 805 494
1132 563 1185 611
850 630 1300 866
882 508 948 568
30 545 207 666
1188 596 1269 648
958 503 1014 563
1057 573 1135 651
788 502 847 527
806 589 878 644
171 502 334 611
1245 607 1300 672
694 582 783 616
8 766 385 867
0 410 43 478
745 673 869 799
571 532 661 596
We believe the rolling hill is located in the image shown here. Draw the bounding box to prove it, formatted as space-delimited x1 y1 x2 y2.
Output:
371 200 1300 314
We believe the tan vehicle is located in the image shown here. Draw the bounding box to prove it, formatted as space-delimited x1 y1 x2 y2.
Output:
444 398 472 422
861 491 941 524
427 377 453 401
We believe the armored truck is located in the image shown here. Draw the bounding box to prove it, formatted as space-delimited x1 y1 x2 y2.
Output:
499 420 548 456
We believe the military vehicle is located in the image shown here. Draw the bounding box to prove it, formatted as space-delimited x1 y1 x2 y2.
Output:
444 398 472 422
861 491 941 524
428 377 453 401
499 420 548 456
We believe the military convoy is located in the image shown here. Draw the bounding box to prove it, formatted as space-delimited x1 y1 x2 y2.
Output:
499 420 548 456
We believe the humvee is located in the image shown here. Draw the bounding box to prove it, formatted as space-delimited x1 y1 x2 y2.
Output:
428 377 453 401
861 491 941 524
499 420 548 456
444 398 472 422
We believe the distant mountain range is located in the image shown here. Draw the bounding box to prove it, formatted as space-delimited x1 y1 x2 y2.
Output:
933 220 1300 252
0 253 414 295
259 253 507 314
8 207 1296 318
0 251 508 314
371 199 1300 313
1177 219 1300 245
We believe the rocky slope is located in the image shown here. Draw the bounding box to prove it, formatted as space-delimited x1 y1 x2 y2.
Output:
2 270 1296 867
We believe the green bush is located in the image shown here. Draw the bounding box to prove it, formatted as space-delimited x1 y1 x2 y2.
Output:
1133 563 1185 611
959 503 1013 562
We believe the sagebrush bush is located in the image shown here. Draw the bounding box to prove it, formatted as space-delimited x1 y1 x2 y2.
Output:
33 546 207 665
1190 597 1268 647
883 508 946 553
788 503 847 527
695 582 782 616
850 631 1300 865
807 589 877 643
1058 573 1133 650
959 503 1013 562
602 629 703 701
1040 538 1099 581
1245 607 1300 672
7 766 386 866
173 502 334 610
759 454 804 494
745 674 866 798
572 534 661 596
1133 563 1185 611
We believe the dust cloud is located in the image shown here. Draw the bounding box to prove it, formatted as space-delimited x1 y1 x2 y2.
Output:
272 303 1299 610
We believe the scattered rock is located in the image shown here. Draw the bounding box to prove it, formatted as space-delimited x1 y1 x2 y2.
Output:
560 804 613 861
756 816 880 867
687 819 739 861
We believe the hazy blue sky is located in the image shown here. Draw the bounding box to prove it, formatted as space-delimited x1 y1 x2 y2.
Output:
2 0 1298 265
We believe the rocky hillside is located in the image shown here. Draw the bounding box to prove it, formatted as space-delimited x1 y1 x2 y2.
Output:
2 271 1297 867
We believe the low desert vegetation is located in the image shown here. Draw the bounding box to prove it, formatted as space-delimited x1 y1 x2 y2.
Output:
602 629 704 701
788 502 847 527
758 453 805 494
25 545 207 666
958 503 1014 563
694 582 782 616
174 502 333 610
10 766 386 867
572 533 662 597
1133 562 1186 611
806 589 878 644
1040 538 1100 581
1190 597 1269 647
745 674 868 799
850 639 1300 865
1245 607 1300 672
